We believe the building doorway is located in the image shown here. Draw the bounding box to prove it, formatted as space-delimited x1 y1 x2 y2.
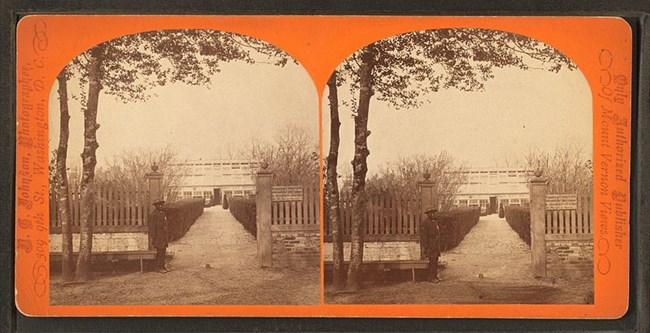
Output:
213 188 222 205
489 196 498 214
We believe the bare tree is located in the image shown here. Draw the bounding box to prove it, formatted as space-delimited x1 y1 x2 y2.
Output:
247 124 319 189
54 66 77 281
324 71 345 289
366 152 468 211
95 146 185 201
524 143 592 196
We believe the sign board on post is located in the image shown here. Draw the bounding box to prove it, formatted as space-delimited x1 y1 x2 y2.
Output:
545 194 578 210
272 186 303 201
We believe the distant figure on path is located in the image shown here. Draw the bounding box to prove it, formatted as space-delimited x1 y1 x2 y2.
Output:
149 199 169 273
421 207 441 283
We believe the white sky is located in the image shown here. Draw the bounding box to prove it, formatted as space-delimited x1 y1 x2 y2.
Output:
323 66 593 176
49 61 318 168
49 38 592 178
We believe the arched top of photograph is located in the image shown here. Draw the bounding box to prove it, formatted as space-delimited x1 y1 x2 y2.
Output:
323 27 592 180
49 28 318 199
331 28 579 111
57 29 299 104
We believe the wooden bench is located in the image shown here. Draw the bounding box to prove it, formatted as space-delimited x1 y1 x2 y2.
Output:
324 260 438 282
50 250 158 273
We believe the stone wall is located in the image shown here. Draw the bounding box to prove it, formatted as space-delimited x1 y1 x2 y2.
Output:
271 225 320 269
545 239 594 280
323 241 421 261
50 232 149 253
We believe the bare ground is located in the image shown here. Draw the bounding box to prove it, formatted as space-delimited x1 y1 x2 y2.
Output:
50 206 319 305
326 214 593 304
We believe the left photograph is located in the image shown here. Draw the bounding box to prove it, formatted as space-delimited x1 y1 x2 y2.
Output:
47 29 320 305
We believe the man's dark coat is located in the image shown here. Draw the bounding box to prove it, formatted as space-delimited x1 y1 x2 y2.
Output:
420 216 440 259
148 208 168 249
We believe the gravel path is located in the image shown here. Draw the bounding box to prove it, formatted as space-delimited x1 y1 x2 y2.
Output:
50 206 319 305
326 214 592 304
442 213 535 284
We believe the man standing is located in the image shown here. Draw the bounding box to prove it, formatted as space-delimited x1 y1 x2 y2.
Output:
421 207 441 283
149 199 169 273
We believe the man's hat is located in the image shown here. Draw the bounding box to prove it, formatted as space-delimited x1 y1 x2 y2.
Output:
425 207 438 214
152 199 165 206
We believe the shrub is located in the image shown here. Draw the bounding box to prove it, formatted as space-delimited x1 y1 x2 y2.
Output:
504 206 531 245
498 202 505 218
436 207 481 251
229 197 256 238
163 198 204 241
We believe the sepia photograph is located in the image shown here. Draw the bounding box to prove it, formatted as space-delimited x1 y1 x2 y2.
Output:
47 29 320 305
323 28 595 304
14 15 631 319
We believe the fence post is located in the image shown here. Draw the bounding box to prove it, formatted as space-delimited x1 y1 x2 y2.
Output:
529 169 548 277
145 163 163 206
256 163 273 268
417 172 437 259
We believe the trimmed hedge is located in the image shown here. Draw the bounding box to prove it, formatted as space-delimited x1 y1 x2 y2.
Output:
229 197 257 238
163 198 205 241
436 207 481 251
505 206 531 245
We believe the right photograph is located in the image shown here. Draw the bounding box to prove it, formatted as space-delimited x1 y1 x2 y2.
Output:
322 28 594 304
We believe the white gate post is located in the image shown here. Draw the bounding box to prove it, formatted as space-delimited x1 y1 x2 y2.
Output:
417 172 437 259
529 170 548 277
256 163 273 267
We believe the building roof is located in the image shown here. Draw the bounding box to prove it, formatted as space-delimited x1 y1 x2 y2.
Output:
455 167 533 196
458 182 529 195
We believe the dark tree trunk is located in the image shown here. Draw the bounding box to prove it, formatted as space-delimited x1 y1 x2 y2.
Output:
346 45 376 291
56 67 74 282
326 71 345 290
75 47 104 282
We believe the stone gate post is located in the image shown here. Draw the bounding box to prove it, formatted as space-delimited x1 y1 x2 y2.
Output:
256 163 273 268
145 163 163 206
145 164 164 250
418 172 438 213
529 170 548 277
417 172 437 259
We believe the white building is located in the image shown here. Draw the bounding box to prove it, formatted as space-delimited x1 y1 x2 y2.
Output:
452 167 534 212
172 159 259 203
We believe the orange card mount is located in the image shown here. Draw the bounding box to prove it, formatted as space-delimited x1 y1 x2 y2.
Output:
15 15 631 318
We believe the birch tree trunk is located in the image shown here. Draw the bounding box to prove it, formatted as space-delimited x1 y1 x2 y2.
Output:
346 46 376 291
326 71 345 290
75 47 104 282
56 67 74 282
